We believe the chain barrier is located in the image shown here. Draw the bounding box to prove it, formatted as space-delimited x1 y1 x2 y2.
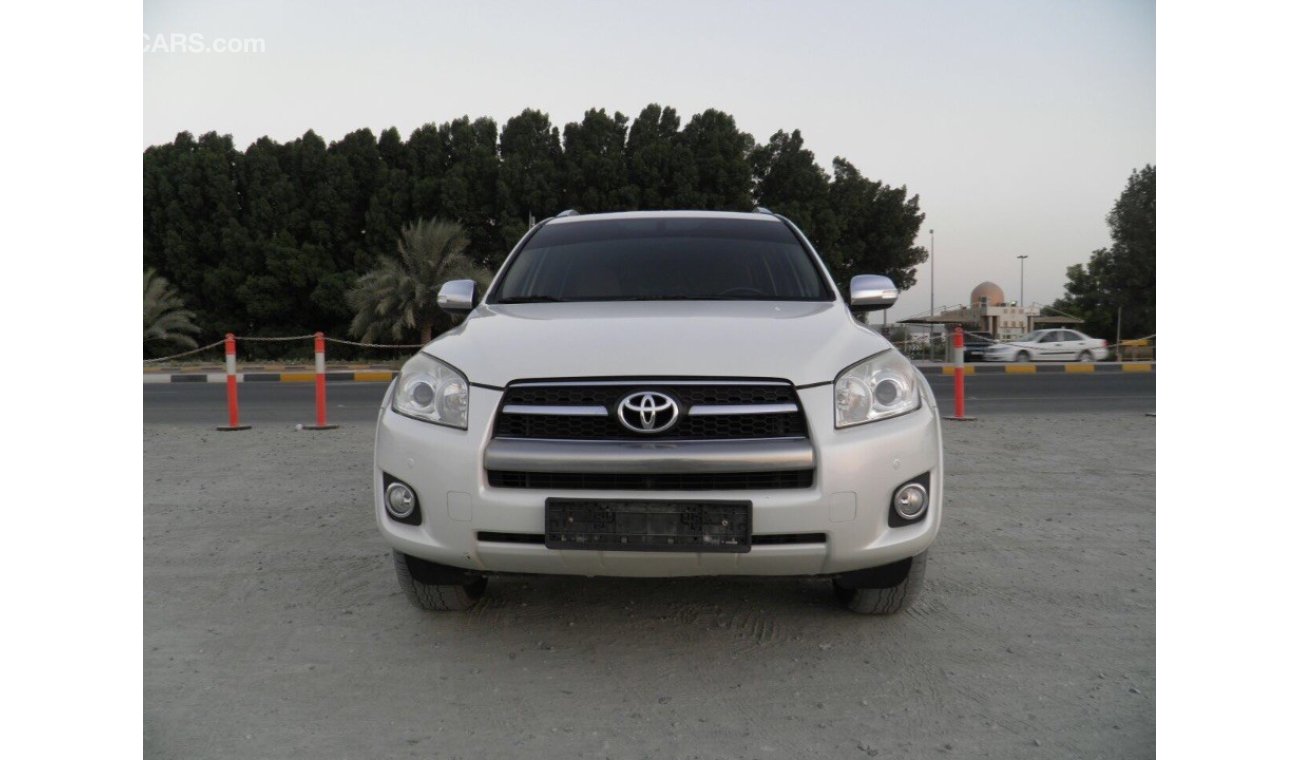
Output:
143 339 227 363
144 334 420 364
323 337 425 349
233 334 318 342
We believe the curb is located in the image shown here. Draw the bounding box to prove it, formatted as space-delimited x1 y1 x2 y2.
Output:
915 362 1154 376
144 370 397 384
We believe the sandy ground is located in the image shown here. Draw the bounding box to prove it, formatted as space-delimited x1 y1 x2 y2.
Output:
144 413 1155 759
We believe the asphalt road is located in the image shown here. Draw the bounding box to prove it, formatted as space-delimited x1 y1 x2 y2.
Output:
143 372 1156 426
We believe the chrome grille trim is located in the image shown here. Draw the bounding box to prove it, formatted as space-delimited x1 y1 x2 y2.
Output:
500 404 609 416
483 437 816 474
688 403 799 416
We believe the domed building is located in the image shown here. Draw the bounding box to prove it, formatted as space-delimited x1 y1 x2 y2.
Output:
970 282 1006 308
960 281 1033 338
907 280 1042 340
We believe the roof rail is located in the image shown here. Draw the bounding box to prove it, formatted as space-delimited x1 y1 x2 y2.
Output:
753 206 775 215
555 209 580 218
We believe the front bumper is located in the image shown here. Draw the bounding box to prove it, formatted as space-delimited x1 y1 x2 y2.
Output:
373 380 943 577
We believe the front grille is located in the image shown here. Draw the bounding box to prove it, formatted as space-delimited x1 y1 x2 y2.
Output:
493 380 807 441
487 470 816 491
505 385 795 407
494 413 806 440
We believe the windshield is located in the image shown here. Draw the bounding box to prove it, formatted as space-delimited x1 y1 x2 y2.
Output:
491 217 834 303
1021 330 1049 342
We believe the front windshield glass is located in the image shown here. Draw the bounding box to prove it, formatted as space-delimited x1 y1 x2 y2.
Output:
491 217 834 303
1021 330 1049 342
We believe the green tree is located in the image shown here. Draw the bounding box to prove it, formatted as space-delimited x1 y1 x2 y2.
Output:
676 109 754 209
1051 165 1156 338
233 130 346 340
142 105 940 355
143 268 200 355
143 131 248 335
562 109 637 212
438 117 508 267
329 128 384 273
499 109 565 243
826 158 928 289
751 129 839 248
626 104 695 209
346 218 492 344
406 122 448 222
364 127 414 262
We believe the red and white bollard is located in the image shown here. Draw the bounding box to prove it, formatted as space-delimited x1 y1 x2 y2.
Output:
217 333 251 431
303 332 339 430
944 326 976 422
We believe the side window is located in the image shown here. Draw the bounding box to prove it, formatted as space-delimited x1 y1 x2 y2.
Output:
1063 330 1084 341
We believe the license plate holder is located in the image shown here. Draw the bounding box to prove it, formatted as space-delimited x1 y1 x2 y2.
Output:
544 498 752 553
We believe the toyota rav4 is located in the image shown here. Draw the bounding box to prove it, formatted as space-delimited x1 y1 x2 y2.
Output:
374 210 943 614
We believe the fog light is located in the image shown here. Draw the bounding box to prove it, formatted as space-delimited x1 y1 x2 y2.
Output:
893 483 928 520
385 481 417 519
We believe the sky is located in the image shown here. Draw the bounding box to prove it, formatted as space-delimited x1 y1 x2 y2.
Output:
143 0 1155 322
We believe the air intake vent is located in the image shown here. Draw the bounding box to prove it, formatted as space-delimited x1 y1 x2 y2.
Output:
487 470 814 491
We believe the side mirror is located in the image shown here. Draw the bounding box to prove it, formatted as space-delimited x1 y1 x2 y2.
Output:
437 279 478 315
849 274 899 312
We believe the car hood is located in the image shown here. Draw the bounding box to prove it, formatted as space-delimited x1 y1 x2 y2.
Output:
418 301 893 387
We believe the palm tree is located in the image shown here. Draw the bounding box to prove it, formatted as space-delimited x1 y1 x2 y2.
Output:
347 218 492 344
144 268 200 355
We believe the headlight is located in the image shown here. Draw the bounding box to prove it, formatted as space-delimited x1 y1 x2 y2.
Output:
392 353 469 429
835 350 921 428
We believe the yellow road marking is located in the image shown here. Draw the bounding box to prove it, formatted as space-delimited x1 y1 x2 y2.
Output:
1065 364 1095 373
279 372 315 382
354 371 395 382
1004 364 1037 374
1121 363 1153 372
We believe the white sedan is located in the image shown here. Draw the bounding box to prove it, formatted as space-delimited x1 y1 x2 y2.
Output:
982 329 1110 362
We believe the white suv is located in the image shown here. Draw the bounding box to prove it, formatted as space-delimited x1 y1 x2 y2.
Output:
373 210 943 614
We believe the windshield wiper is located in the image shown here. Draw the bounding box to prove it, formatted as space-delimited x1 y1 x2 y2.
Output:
496 295 568 303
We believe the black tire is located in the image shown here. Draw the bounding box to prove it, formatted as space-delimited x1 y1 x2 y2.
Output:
392 550 486 611
1015 351 1031 363
1078 350 1095 362
833 552 928 615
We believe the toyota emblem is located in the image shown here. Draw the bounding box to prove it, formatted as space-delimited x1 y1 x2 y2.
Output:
617 391 680 434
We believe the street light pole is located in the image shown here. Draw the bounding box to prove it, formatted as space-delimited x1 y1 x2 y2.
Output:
1017 255 1028 306
929 229 935 361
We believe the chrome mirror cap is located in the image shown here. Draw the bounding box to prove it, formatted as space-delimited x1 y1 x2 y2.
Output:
437 279 477 315
849 274 899 312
